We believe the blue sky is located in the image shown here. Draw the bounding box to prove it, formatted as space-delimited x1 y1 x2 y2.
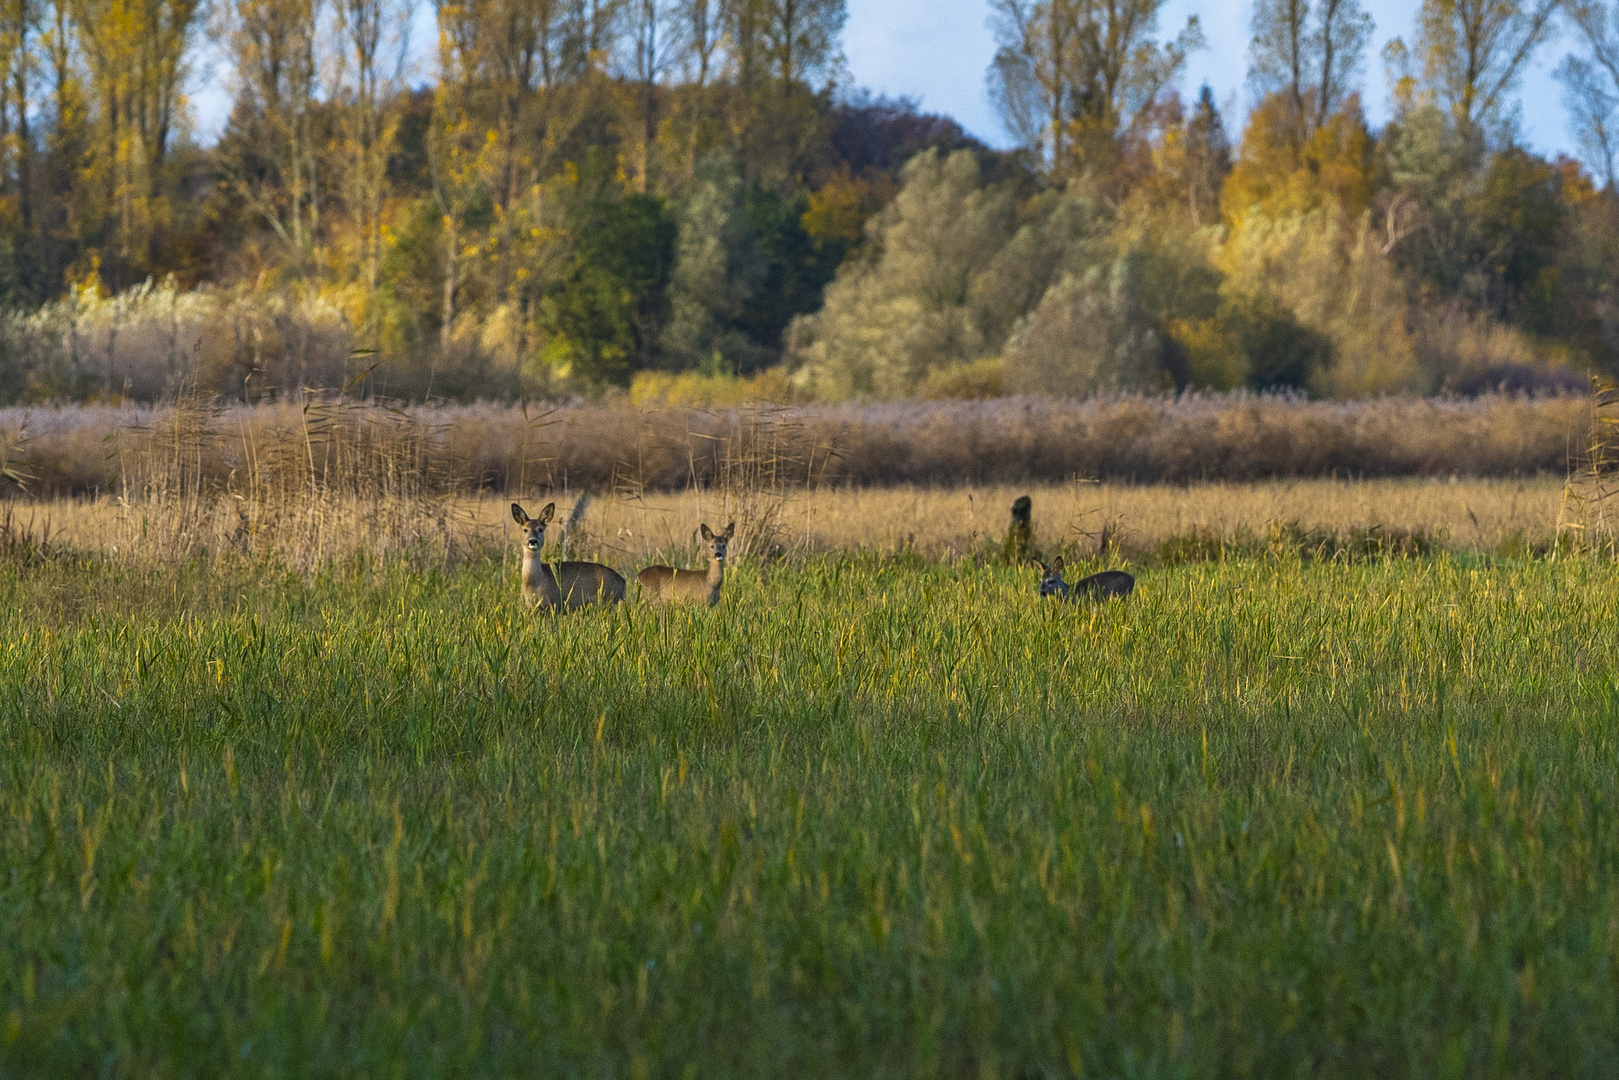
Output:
192 0 1581 160
845 0 1577 157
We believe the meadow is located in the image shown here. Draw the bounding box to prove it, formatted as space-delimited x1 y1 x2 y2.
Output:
4 518 1619 1076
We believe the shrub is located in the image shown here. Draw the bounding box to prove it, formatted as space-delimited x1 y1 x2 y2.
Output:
790 150 1016 398
1001 264 1165 395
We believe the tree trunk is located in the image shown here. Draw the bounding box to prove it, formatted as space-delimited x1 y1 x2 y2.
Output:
441 213 457 347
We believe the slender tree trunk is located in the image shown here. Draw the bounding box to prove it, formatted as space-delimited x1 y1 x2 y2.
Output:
441 213 457 347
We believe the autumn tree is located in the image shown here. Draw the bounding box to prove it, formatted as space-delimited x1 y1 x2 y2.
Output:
334 0 413 305
623 0 678 191
991 0 1080 171
1247 0 1372 147
0 0 35 262
71 0 205 281
1391 0 1559 142
224 0 324 274
34 0 88 293
427 0 484 343
726 0 846 182
1562 0 1619 188
1154 85 1231 225
989 0 1201 178
677 0 723 86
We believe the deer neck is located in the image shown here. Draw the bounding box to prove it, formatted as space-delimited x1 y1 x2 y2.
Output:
707 555 725 599
521 548 562 606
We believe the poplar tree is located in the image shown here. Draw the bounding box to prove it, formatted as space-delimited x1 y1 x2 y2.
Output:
990 0 1200 176
334 0 412 306
1247 0 1372 145
1395 0 1559 140
1562 0 1619 187
226 0 323 272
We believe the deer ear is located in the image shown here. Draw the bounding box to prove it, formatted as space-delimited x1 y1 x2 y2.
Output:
511 503 527 524
1033 559 1047 573
723 522 735 539
700 524 714 541
538 502 556 523
1052 555 1064 573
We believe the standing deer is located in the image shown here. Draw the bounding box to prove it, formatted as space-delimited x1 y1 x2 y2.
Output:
1004 495 1035 563
1034 556 1134 601
511 502 626 610
637 523 733 606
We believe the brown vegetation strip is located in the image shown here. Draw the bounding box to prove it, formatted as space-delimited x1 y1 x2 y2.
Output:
0 393 1592 498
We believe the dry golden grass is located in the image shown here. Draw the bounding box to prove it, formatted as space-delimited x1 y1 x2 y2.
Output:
13 477 1563 571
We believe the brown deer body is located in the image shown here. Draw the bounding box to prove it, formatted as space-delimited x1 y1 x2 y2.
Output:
1035 556 1134 601
511 502 626 610
638 523 733 606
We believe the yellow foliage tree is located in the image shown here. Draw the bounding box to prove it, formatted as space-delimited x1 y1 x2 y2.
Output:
1221 91 1376 227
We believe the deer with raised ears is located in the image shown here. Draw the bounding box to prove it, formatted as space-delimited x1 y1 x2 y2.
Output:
511 502 626 610
1034 556 1134 601
637 522 734 606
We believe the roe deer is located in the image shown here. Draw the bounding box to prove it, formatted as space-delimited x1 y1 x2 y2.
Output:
1035 556 1134 601
511 502 626 610
1005 494 1035 563
637 522 733 606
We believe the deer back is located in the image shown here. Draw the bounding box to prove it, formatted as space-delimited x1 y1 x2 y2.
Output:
552 562 627 609
637 565 720 605
1072 570 1134 600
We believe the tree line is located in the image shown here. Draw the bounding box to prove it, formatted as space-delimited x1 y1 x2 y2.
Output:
795 0 1619 400
2 0 1619 402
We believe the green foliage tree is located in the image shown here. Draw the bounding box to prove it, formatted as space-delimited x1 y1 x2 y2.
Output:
539 178 676 384
1000 260 1165 395
662 155 767 371
737 182 841 365
791 149 1017 398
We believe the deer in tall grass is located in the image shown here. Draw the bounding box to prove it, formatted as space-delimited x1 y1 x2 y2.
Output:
637 523 733 606
511 502 626 610
1035 556 1134 601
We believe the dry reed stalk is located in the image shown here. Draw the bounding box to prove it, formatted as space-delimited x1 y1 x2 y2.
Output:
0 412 33 493
1558 375 1619 556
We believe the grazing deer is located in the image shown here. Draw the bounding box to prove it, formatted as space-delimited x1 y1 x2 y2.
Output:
637 522 734 606
511 502 626 610
1035 556 1134 601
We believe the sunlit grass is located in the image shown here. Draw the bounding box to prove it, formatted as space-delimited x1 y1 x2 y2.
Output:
3 550 1619 1076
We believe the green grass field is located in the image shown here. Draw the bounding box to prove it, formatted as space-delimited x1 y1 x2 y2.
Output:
4 549 1619 1077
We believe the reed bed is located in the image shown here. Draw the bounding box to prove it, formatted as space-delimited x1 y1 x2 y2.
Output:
0 392 1593 499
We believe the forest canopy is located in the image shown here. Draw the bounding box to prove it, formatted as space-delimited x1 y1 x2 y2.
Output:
0 0 1615 403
